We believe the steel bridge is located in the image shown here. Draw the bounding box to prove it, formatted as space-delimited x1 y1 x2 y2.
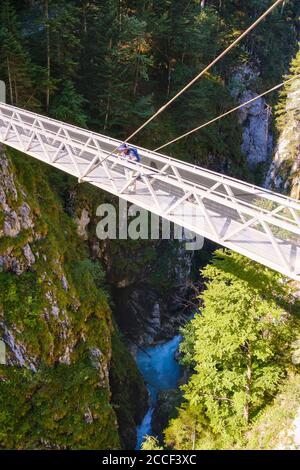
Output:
1 102 300 280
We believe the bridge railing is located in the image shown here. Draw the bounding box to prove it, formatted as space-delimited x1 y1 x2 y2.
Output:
1 102 300 278
0 101 299 231
0 102 298 208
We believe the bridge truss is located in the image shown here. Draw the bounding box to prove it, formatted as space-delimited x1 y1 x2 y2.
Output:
1 102 300 280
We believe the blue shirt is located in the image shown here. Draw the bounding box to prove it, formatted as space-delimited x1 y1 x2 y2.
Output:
128 147 141 162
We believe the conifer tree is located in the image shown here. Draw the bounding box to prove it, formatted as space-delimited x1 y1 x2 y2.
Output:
95 3 154 136
165 250 297 449
141 435 163 451
0 0 40 109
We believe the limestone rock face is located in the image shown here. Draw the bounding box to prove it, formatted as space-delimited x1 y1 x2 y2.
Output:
231 65 273 170
0 146 147 450
0 149 18 205
19 202 35 230
76 208 90 240
3 211 21 237
89 347 110 388
109 240 194 348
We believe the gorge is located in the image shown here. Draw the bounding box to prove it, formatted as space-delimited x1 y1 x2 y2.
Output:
0 0 300 451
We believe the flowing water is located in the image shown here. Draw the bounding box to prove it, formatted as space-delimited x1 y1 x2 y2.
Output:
135 335 182 449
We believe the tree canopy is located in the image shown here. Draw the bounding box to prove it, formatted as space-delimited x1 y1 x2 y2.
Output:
0 0 298 176
165 250 299 449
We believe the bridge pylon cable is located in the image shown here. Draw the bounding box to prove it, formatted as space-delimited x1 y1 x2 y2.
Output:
154 74 300 152
80 0 284 180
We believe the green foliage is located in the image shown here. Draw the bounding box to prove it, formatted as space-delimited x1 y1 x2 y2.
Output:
69 258 108 303
165 250 299 449
1 0 297 175
44 1 81 81
0 229 31 254
244 373 300 450
164 404 209 450
0 271 45 328
141 435 163 451
71 258 105 286
0 357 120 450
0 147 119 447
207 0 299 85
50 80 87 127
92 9 154 134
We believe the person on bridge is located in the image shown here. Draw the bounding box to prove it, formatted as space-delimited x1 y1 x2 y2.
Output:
117 143 141 193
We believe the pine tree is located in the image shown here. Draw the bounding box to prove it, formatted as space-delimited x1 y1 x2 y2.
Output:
49 80 87 127
24 0 81 110
141 435 163 451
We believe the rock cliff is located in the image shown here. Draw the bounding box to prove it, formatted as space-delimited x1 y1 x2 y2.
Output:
0 144 147 449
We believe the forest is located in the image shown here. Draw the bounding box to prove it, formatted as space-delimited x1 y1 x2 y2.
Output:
0 0 299 175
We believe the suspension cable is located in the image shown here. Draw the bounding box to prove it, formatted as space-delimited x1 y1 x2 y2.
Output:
80 0 284 180
125 0 284 143
154 74 300 152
